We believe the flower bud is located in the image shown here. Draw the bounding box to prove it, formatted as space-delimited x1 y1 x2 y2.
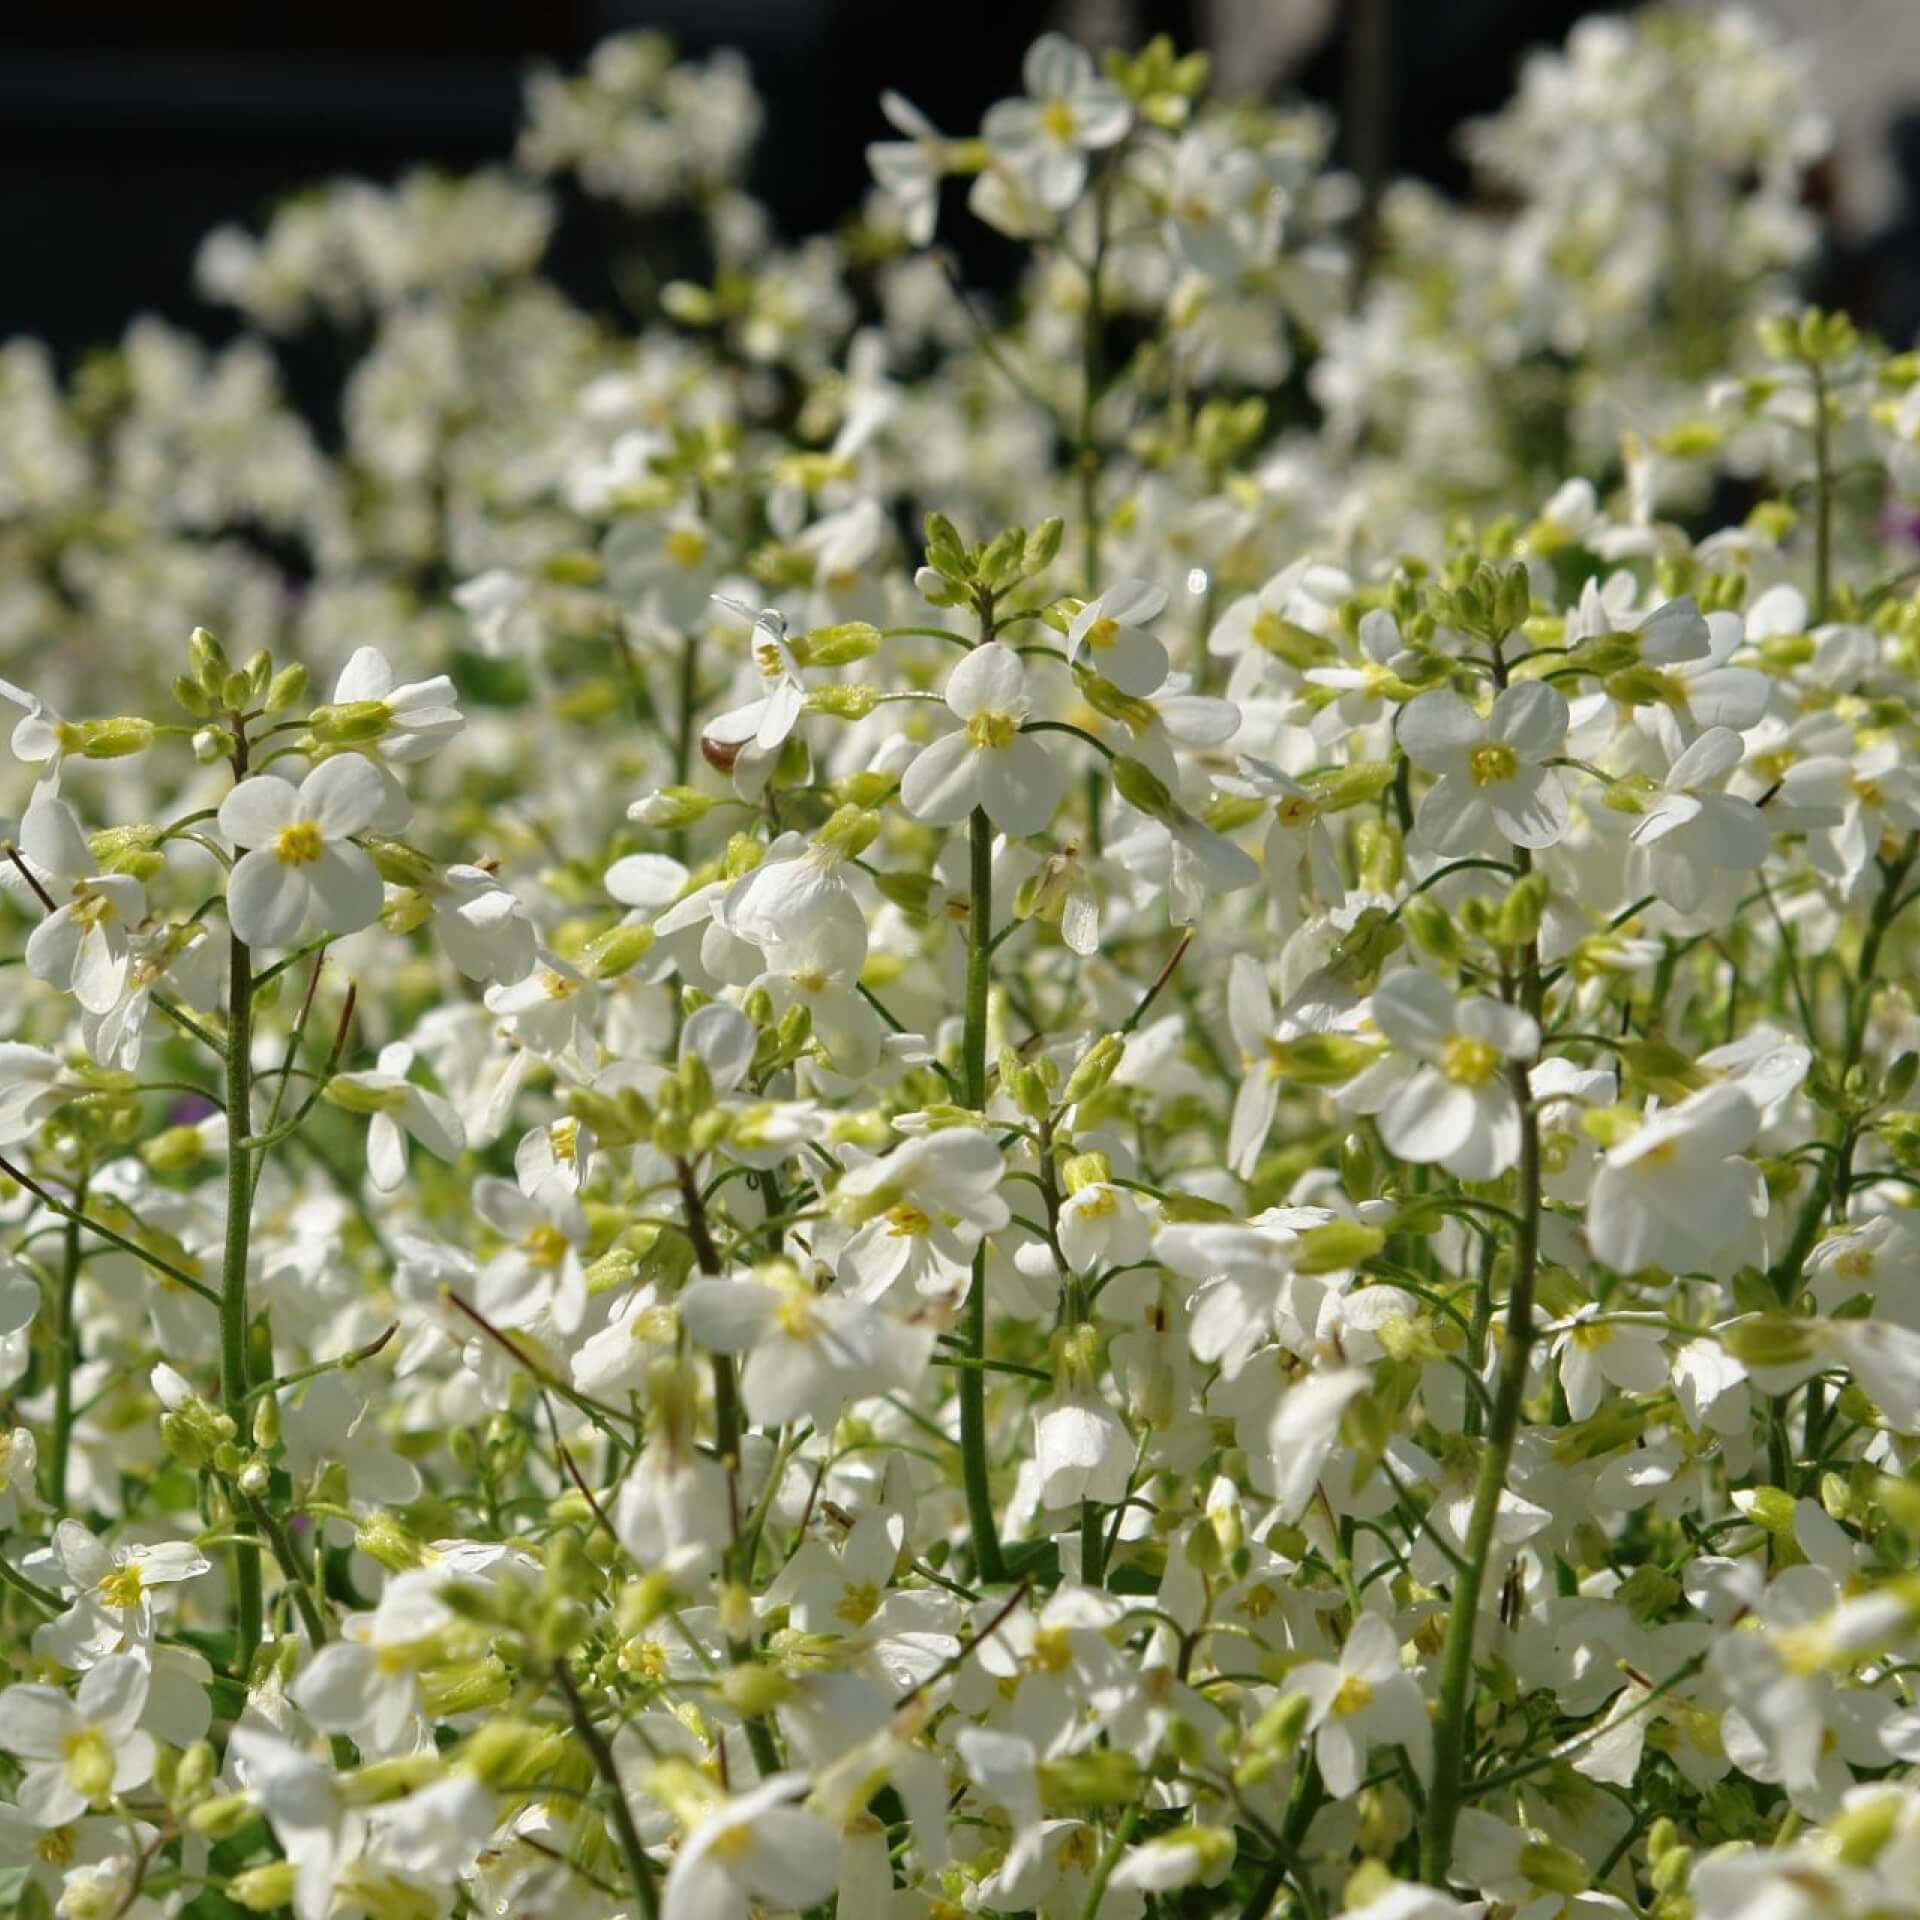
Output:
1063 1034 1125 1106
265 663 310 713
228 1864 299 1912
1518 1841 1590 1895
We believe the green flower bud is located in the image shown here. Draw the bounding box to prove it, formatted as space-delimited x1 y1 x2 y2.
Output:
583 923 656 980
1719 1314 1818 1372
228 1865 300 1913
1518 1842 1590 1895
1063 1033 1125 1106
173 674 212 718
1113 755 1175 821
265 663 310 713
76 717 156 759
806 684 878 719
310 699 392 744
801 622 881 666
189 1791 258 1839
1295 1221 1386 1275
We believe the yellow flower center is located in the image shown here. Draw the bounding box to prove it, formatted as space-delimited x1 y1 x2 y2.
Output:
966 710 1020 750
708 1822 753 1864
1031 1626 1073 1673
521 1224 570 1270
275 821 325 866
664 528 709 571
1332 1673 1374 1717
36 1827 77 1869
754 641 785 681
1468 743 1519 788
70 886 115 931
1834 1246 1875 1282
1042 99 1078 141
61 1729 114 1803
885 1203 931 1238
1572 1321 1614 1351
836 1581 881 1627
775 1293 819 1340
541 968 581 1001
550 1118 580 1165
1441 1035 1500 1088
1083 615 1120 653
98 1563 145 1609
1059 1828 1099 1874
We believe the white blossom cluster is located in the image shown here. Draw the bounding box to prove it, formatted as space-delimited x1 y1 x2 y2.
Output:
2 13 1920 1920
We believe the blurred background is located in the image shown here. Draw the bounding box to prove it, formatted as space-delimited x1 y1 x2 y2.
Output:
6 0 1919 358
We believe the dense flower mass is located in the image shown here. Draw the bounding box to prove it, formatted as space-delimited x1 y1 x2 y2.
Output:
5 11 1920 1920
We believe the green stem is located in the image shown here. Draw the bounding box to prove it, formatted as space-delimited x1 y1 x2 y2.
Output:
960 803 1006 1585
553 1659 662 1920
1420 1068 1543 1884
1810 357 1832 624
222 917 264 1670
47 1160 88 1516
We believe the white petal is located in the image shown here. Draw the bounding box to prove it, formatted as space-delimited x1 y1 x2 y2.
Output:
303 845 384 934
1397 690 1480 772
943 641 1024 720
899 732 979 826
226 850 309 948
1488 680 1569 759
218 775 301 849
300 753 387 838
978 736 1064 836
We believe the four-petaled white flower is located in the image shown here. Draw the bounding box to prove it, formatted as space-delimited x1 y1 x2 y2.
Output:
0 1655 155 1827
1399 680 1571 853
18 785 145 1015
980 33 1131 211
1357 968 1539 1180
900 641 1064 835
220 756 389 949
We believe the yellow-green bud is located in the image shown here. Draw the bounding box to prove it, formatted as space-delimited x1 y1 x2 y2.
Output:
583 923 656 980
228 1864 299 1913
76 717 156 759
1294 1221 1386 1275
189 1792 258 1840
310 700 391 744
266 663 310 713
1063 1034 1125 1106
1114 755 1175 821
1518 1841 1590 1895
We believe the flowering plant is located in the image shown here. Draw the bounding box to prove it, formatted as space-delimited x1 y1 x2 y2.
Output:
3 12 1920 1920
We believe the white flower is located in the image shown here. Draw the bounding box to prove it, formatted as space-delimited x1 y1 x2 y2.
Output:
680 1271 935 1428
1627 727 1772 915
219 756 388 949
0 1654 155 1826
1362 969 1538 1179
1588 1081 1766 1276
866 92 947 245
1033 1382 1132 1507
1551 1308 1671 1420
702 597 808 766
1399 681 1571 853
1293 1613 1432 1798
899 641 1064 835
327 1041 466 1192
323 645 462 763
19 784 144 1015
980 34 1131 212
1066 579 1170 696
660 1775 838 1920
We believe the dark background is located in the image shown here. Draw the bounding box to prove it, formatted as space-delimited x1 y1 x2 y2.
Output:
1 0 1615 358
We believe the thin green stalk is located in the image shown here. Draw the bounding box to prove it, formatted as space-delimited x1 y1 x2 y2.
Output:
222 917 264 1669
1420 945 1543 1890
960 803 1006 1584
1810 357 1832 623
47 1160 88 1516
553 1658 662 1920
